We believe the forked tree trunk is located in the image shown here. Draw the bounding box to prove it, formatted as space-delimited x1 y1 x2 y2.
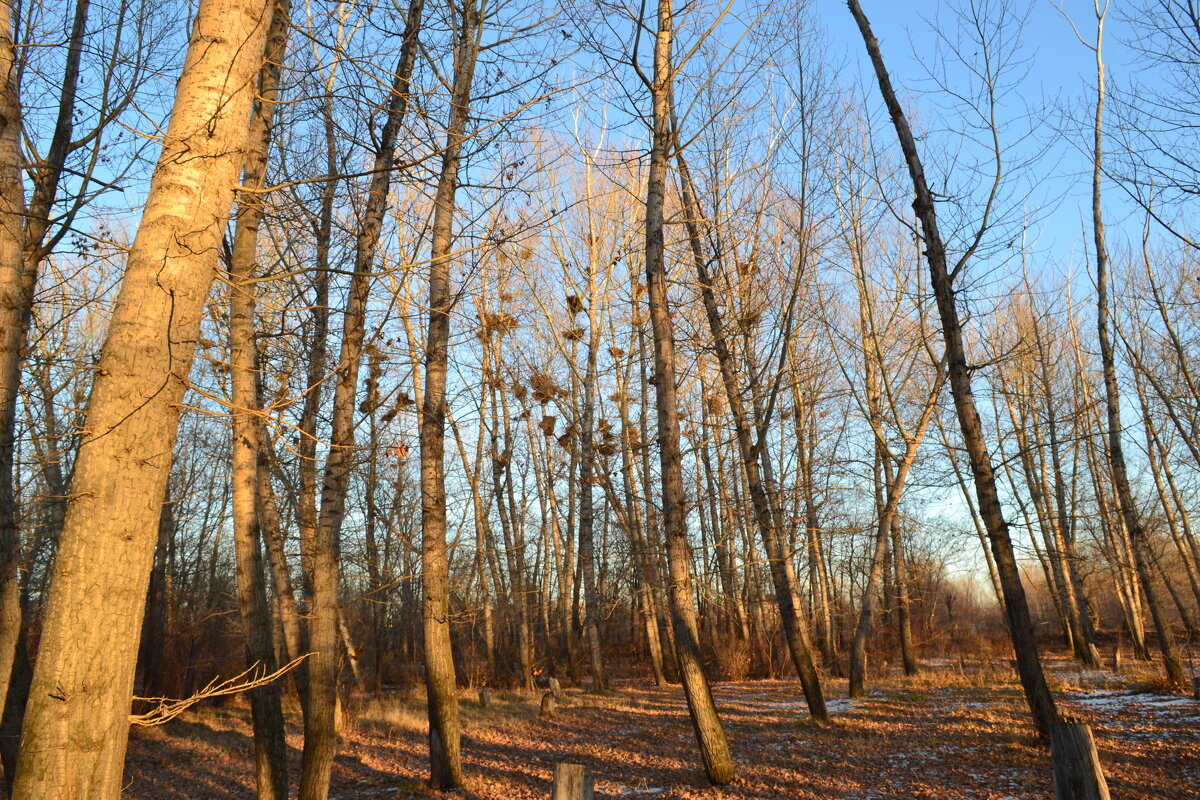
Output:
227 4 292 797
9 0 274 794
848 0 1059 736
849 388 939 698
643 0 735 783
299 4 425 797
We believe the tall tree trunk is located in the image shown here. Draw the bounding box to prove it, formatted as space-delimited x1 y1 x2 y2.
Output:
1088 8 1186 689
227 4 292 796
673 144 826 722
643 0 735 782
0 7 29 787
848 0 1058 736
420 0 479 786
578 267 607 691
0 0 95 781
9 0 274 793
299 3 425 796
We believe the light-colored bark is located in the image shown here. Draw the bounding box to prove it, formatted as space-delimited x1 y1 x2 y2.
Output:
227 3 291 796
10 0 274 793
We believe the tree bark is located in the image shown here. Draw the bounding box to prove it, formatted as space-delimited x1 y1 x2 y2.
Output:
643 0 736 782
847 0 1059 736
299 3 426 796
673 142 827 721
420 0 479 786
10 0 274 793
1088 7 1186 690
227 3 292 796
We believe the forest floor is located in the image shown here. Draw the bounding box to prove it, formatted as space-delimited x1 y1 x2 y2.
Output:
124 656 1198 799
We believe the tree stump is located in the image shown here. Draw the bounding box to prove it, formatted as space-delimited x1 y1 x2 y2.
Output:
548 676 564 701
1051 717 1110 800
551 762 594 800
540 691 558 718
479 688 493 708
1191 676 1199 701
1110 647 1121 673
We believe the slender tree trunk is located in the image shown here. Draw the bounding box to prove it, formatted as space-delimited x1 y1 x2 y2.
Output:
890 520 918 675
0 7 28 787
673 144 826 721
227 5 292 795
1088 9 1186 689
848 0 1058 736
577 264 607 690
849 385 939 697
643 0 735 782
420 0 479 786
615 364 667 685
299 3 426 795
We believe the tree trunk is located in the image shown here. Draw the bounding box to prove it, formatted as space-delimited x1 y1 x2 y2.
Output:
299 4 426 797
1088 9 1186 690
848 0 1059 736
643 0 735 782
420 0 479 786
673 133 827 721
0 6 29 787
227 4 292 795
10 0 274 793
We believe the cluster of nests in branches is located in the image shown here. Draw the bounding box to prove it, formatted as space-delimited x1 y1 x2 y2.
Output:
528 370 565 404
477 310 519 339
378 391 415 426
534 414 621 458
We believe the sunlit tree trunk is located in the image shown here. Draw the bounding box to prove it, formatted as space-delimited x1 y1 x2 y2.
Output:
1088 6 1186 689
420 0 479 785
227 3 292 796
674 142 827 721
9 0 274 792
643 0 735 782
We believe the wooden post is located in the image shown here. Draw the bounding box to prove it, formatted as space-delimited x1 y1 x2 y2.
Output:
551 763 594 800
1051 717 1110 800
548 676 563 701
540 691 558 718
1110 646 1120 673
1191 676 1199 701
479 688 492 708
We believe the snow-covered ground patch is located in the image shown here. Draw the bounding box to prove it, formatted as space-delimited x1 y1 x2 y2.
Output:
1064 690 1199 715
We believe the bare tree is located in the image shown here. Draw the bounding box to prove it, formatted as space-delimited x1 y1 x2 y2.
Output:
9 0 275 792
847 0 1059 736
